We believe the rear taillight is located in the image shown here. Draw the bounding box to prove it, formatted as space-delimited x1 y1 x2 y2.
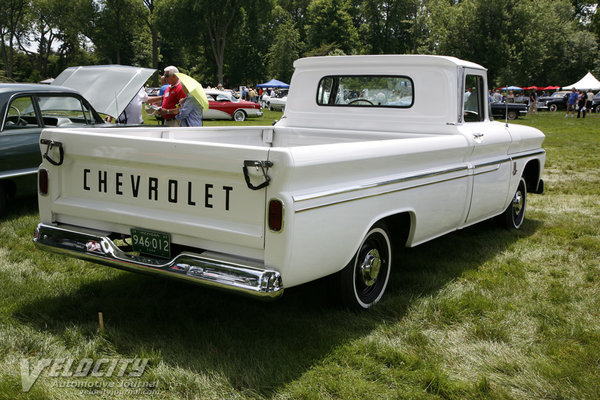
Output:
268 199 283 232
38 169 48 195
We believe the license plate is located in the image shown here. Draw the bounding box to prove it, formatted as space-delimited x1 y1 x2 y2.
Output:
131 228 171 259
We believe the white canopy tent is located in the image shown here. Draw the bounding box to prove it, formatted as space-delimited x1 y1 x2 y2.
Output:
562 72 600 91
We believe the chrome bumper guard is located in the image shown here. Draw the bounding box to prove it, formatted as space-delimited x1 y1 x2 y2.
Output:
33 223 283 299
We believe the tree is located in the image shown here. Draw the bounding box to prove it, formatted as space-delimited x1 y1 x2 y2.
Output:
0 0 30 78
305 0 359 55
267 7 300 83
415 0 599 87
354 0 419 54
142 0 160 85
183 0 240 85
224 0 274 87
91 0 146 65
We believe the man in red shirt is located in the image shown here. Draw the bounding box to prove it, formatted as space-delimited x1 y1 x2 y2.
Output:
149 66 187 126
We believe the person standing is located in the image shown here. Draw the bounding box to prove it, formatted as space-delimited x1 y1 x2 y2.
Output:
528 91 538 114
147 66 187 127
506 91 515 103
158 75 169 96
566 87 578 118
587 90 594 112
175 88 203 127
117 87 149 125
493 90 502 103
577 90 587 118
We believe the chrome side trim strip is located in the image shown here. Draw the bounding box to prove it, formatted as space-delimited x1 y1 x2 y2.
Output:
33 223 283 299
295 169 469 212
473 158 510 169
510 150 546 160
293 149 546 213
0 167 38 180
293 165 469 203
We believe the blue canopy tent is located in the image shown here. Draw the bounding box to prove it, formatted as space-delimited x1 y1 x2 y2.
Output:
256 79 290 88
498 86 523 91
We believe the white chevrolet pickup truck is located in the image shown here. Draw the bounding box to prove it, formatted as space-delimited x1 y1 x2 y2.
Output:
33 55 545 309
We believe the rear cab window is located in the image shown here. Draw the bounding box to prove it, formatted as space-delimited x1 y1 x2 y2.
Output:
317 76 414 108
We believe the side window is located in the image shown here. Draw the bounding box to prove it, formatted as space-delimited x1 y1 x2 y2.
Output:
4 96 40 130
464 74 485 122
37 95 91 126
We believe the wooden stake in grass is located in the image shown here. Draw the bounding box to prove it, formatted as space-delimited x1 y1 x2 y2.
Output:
98 312 104 332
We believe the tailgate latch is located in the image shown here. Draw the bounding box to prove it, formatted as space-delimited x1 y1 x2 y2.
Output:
40 139 64 166
243 160 273 190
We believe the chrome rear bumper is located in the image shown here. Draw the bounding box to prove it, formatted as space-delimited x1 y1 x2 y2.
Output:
33 223 283 299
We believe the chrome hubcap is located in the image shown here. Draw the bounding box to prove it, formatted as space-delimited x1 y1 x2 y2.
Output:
360 249 381 287
513 191 523 215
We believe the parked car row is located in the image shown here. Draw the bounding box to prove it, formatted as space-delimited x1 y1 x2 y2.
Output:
534 90 600 112
492 90 600 117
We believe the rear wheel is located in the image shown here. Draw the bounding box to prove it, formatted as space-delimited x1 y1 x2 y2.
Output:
233 110 246 121
338 222 392 310
501 178 527 229
507 110 518 120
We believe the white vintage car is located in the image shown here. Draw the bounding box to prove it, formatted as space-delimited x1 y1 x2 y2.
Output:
34 55 545 310
262 90 288 111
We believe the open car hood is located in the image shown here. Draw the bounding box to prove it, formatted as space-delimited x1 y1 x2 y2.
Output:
51 65 155 117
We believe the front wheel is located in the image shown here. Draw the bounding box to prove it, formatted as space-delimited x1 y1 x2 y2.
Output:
507 110 518 120
500 178 527 229
233 110 246 121
548 104 557 112
337 222 392 310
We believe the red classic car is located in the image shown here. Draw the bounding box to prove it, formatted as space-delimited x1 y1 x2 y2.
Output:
204 90 263 121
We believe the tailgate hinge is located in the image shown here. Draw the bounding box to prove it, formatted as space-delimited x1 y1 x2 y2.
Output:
243 160 273 190
40 139 64 166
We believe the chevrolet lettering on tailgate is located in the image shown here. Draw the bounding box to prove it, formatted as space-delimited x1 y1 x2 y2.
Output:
82 168 234 210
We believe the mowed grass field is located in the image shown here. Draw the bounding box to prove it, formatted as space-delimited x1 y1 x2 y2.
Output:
0 111 599 399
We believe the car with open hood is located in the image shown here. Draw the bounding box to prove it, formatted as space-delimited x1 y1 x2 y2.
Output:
0 65 154 214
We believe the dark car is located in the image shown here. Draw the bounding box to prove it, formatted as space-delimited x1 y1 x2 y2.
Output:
490 101 528 120
537 91 569 112
590 92 600 112
0 65 156 215
0 84 106 214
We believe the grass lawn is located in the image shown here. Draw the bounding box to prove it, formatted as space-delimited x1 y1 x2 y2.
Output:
0 112 598 399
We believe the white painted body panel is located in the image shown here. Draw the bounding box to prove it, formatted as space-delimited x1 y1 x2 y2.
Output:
37 55 546 290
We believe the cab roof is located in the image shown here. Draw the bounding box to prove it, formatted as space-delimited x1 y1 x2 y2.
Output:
294 55 486 71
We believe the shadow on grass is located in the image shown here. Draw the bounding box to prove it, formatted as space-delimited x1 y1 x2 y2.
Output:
0 194 38 223
14 217 541 396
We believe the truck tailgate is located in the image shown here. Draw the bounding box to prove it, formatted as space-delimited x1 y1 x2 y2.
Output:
38 129 271 252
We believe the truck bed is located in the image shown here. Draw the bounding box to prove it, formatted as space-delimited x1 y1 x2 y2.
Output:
83 125 443 147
